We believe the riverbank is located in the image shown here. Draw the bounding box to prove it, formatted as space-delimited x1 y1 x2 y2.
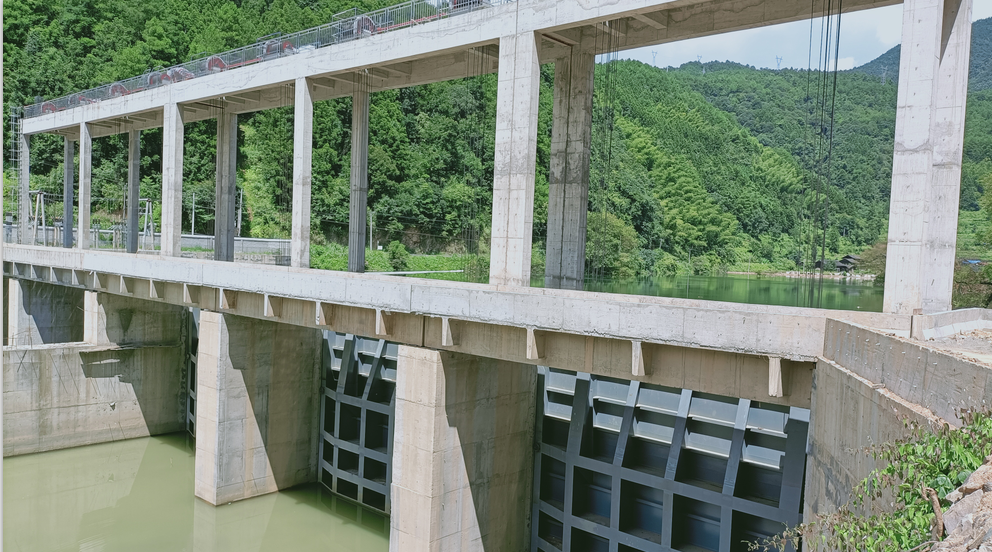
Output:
726 271 876 281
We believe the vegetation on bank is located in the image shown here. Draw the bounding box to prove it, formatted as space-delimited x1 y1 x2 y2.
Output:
749 410 992 552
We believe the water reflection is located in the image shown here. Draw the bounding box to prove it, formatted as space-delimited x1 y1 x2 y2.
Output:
582 274 883 312
3 434 389 552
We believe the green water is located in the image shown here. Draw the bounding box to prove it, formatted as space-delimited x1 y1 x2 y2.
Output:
582 274 884 312
3 434 389 552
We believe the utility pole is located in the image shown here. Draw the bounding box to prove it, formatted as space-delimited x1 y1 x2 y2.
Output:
190 192 195 235
236 188 243 237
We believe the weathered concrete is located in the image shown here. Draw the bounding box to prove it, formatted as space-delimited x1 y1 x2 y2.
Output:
490 31 540 287
822 318 992 424
6 278 84 346
194 311 322 505
883 0 974 315
804 357 944 517
161 102 184 257
349 71 371 273
1 245 913 367
291 77 314 268
83 291 186 347
127 130 140 253
78 122 92 250
911 307 992 340
215 112 237 262
63 137 75 249
546 32 594 290
2 343 185 456
391 346 536 551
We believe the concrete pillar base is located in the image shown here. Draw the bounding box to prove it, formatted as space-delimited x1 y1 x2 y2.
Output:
390 346 536 551
194 311 321 505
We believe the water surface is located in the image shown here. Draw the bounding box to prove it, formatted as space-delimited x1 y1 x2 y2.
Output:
3 434 389 552
583 274 883 311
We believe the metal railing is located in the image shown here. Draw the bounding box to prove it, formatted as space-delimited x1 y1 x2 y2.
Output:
22 0 505 119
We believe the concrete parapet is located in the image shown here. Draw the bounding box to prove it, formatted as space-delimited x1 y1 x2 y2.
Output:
391 346 536 551
193 311 322 505
910 308 992 340
822 318 992 425
805 358 944 517
3 343 185 456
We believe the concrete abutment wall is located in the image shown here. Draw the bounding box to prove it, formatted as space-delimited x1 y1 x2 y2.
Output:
3 286 188 456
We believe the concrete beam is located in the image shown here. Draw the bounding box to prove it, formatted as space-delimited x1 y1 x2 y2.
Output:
3 245 913 367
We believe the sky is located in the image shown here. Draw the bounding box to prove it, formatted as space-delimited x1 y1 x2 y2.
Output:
622 2 992 71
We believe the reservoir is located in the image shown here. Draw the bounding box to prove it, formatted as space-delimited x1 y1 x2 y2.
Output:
3 433 389 552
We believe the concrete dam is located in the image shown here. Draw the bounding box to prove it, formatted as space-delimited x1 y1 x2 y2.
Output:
3 0 989 549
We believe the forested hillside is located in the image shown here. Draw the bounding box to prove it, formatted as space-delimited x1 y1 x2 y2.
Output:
3 1 991 278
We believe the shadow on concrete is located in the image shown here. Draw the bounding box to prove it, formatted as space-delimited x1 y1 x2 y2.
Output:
440 352 538 551
13 279 85 344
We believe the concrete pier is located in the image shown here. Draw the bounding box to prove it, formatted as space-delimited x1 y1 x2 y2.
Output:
545 32 595 291
291 77 314 268
127 130 140 253
391 346 536 551
162 102 185 257
215 112 238 262
63 137 75 249
489 31 541 287
349 72 371 273
193 311 322 505
78 122 92 250
883 0 973 314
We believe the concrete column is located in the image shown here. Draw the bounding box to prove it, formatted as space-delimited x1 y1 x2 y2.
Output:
215 111 237 262
883 0 973 314
349 71 371 273
6 278 85 346
390 346 536 551
489 32 541 287
126 130 141 253
161 102 185 257
78 123 92 250
17 132 29 244
194 311 321 505
546 38 595 290
291 77 314 268
63 138 75 248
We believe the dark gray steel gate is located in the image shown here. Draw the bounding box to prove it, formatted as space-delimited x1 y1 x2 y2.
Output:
318 332 397 516
184 308 199 438
531 367 808 552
